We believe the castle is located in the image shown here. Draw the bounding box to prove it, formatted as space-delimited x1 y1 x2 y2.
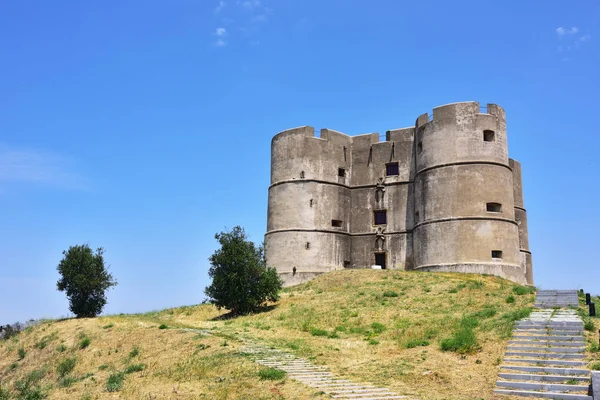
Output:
265 102 533 287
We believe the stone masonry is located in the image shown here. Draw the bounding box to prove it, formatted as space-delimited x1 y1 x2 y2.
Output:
265 101 533 287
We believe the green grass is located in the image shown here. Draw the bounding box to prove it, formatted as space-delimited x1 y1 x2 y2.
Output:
440 316 480 354
17 347 26 360
129 346 140 358
125 363 146 374
56 357 77 377
512 286 535 296
258 367 286 380
78 334 91 349
106 371 126 392
505 294 516 304
309 327 328 337
370 322 386 334
584 320 595 331
589 361 600 371
404 338 430 349
382 291 399 298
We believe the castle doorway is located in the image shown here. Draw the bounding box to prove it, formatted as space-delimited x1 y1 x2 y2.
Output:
374 253 387 269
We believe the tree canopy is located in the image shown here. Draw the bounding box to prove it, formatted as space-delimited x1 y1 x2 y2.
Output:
56 245 117 318
205 226 282 315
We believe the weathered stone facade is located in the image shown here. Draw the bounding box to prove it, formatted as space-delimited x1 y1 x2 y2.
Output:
265 102 533 286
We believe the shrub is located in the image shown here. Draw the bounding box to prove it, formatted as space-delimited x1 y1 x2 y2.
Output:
56 244 117 318
106 372 125 392
102 324 114 329
505 294 515 304
258 368 286 380
205 226 283 315
56 344 67 352
124 364 145 374
0 386 10 400
98 364 109 371
383 291 399 298
158 324 168 330
57 357 77 377
371 322 386 334
17 347 26 360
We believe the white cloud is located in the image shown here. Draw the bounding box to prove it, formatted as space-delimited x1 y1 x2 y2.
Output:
214 1 226 13
215 39 227 47
0 144 87 190
556 26 579 36
238 0 260 9
578 34 591 42
216 27 227 37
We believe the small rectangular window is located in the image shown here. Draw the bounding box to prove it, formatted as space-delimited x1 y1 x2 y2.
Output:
386 162 399 176
492 250 502 259
486 203 502 213
338 168 346 177
331 219 342 228
374 210 387 225
483 130 495 142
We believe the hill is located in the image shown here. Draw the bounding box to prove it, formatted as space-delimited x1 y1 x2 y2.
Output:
0 270 539 399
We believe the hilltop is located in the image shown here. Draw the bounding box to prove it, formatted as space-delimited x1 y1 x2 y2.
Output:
0 270 541 399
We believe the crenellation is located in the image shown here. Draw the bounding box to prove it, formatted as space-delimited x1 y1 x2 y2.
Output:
265 101 533 286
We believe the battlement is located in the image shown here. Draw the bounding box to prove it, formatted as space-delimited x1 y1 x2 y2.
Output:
266 101 532 287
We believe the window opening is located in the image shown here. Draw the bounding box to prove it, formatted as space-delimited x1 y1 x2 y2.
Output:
300 171 305 178
486 202 502 212
374 210 387 225
344 261 350 269
331 219 343 228
309 199 313 207
305 242 310 250
338 168 346 177
483 130 495 142
386 162 399 176
492 250 503 259
292 267 297 276
418 141 423 153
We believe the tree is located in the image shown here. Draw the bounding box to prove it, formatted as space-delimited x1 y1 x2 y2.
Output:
56 245 117 318
205 226 282 315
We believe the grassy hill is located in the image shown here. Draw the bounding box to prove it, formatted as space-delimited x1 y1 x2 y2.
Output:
0 270 541 399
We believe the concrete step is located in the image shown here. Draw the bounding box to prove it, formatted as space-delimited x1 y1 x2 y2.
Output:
504 351 586 359
503 358 587 366
509 339 585 346
500 365 590 375
498 373 590 383
512 335 584 341
496 380 589 392
507 346 584 353
493 389 592 399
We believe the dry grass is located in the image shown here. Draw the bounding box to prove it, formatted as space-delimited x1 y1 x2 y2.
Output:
0 270 536 400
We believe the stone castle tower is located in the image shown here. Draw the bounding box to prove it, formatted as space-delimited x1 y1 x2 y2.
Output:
265 102 533 286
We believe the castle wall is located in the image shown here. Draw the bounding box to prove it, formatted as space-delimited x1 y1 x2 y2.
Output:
265 102 532 286
510 158 534 285
412 102 525 284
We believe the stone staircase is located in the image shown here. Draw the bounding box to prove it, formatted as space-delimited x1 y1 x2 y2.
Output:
494 290 592 399
242 344 410 399
534 290 580 309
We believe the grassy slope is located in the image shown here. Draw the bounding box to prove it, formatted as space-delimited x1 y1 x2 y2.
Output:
0 270 537 400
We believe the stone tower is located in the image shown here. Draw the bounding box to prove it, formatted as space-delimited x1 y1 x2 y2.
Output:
265 102 532 286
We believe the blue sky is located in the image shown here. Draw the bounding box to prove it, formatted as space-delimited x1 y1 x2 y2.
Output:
1 1 599 323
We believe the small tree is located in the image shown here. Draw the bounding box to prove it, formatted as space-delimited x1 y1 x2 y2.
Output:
205 226 282 315
57 245 117 318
